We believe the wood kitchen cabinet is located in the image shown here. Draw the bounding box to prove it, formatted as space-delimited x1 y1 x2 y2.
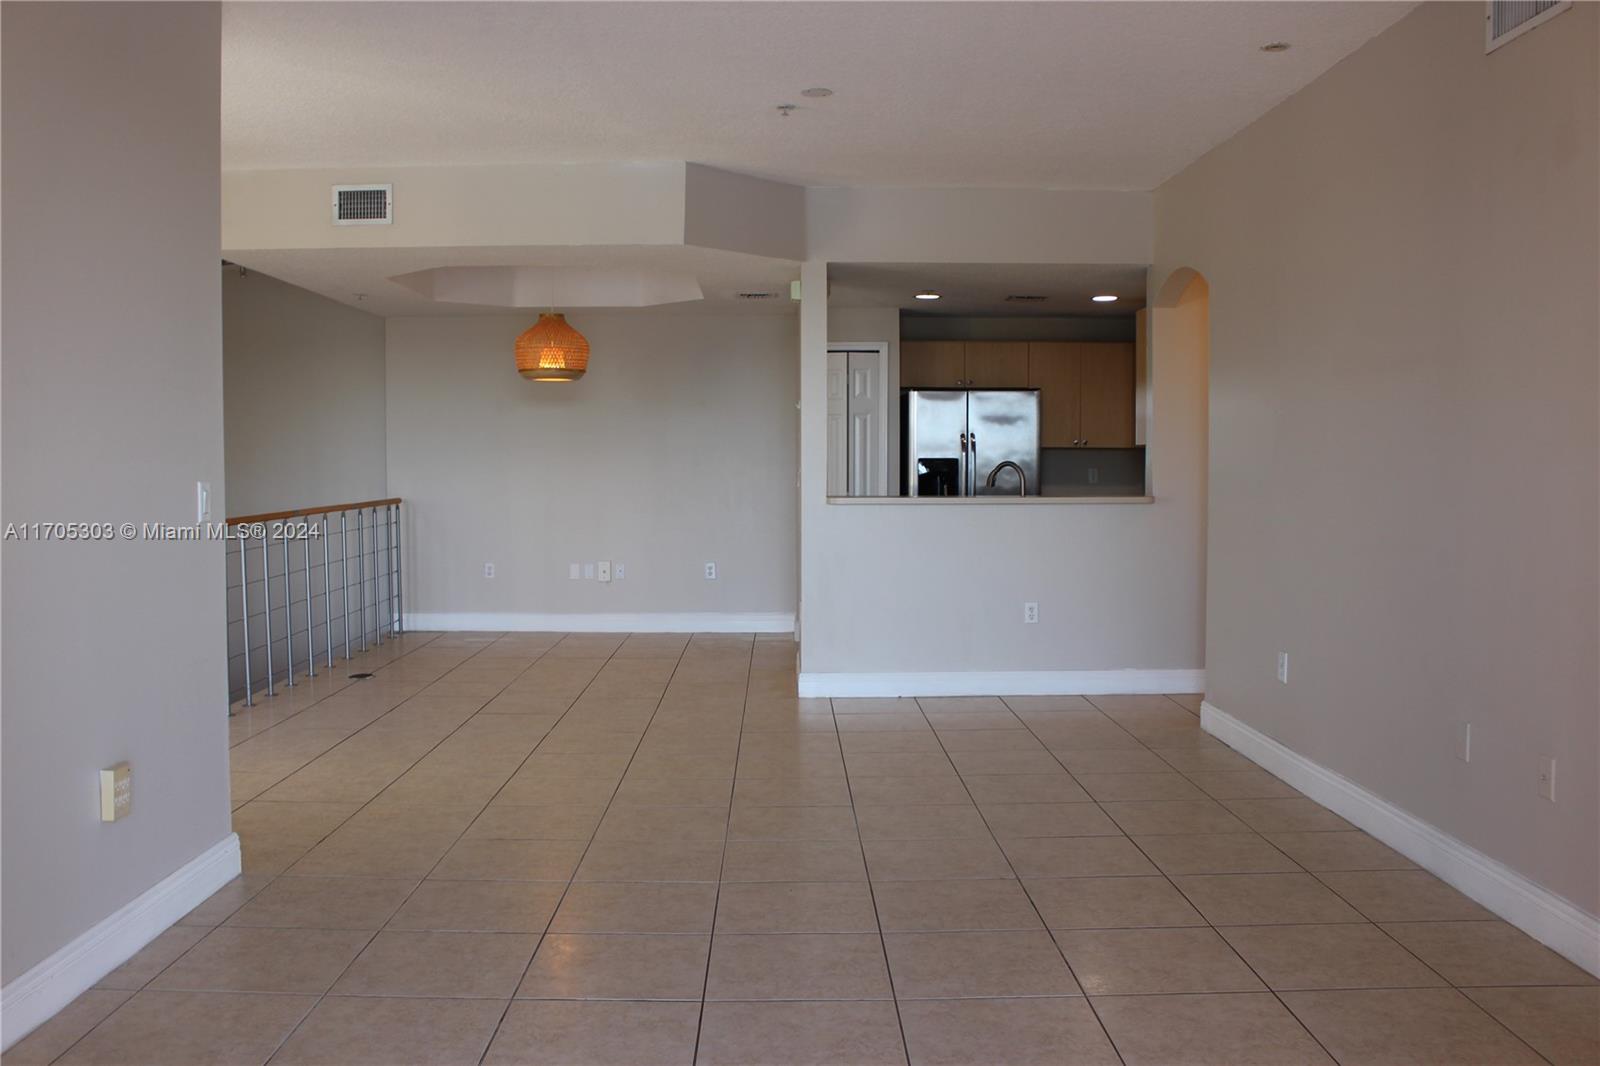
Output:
899 341 967 388
900 340 1029 389
962 342 1030 387
1078 343 1136 447
1026 341 1135 447
1027 342 1082 447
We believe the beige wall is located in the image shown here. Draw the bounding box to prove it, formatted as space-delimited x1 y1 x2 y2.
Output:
806 187 1153 264
223 268 387 515
386 312 798 626
1155 2 1598 912
223 162 688 251
1 0 232 986
800 263 1208 685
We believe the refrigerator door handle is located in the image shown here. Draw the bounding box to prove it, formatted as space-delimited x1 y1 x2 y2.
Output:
968 432 977 495
958 431 968 498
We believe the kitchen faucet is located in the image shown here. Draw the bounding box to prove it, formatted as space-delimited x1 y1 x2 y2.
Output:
985 460 1027 496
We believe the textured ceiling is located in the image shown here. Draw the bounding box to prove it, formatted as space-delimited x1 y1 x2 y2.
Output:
831 263 1147 316
223 1 1414 189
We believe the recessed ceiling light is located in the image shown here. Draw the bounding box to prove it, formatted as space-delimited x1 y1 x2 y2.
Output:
914 292 941 301
801 87 833 98
1260 41 1291 52
1091 294 1118 303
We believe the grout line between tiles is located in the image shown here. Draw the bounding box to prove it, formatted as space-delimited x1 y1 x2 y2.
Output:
256 631 589 1065
835 697 915 1066
911 695 1129 1066
688 637 755 1066
477 636 694 1065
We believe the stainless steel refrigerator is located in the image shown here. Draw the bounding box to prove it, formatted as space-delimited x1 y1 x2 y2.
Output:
902 389 1040 496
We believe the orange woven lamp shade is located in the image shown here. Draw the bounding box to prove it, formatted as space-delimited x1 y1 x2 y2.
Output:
515 313 590 381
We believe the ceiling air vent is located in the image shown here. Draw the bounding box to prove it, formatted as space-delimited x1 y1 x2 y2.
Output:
1005 295 1049 303
332 184 392 225
735 291 782 301
1485 0 1570 52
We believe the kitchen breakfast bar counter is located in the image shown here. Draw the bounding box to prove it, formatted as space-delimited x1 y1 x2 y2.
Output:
827 494 1154 505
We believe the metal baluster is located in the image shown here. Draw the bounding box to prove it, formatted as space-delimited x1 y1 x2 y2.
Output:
373 506 383 645
386 504 398 637
303 525 316 677
356 508 368 652
238 530 253 707
322 514 333 668
393 503 404 636
340 511 352 660
261 529 275 696
282 524 295 686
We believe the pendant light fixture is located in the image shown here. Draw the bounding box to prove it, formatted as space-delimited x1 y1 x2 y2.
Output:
515 312 590 381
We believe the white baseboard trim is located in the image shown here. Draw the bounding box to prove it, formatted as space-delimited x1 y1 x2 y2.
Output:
0 833 241 1051
1201 701 1600 977
798 668 1205 698
405 611 795 635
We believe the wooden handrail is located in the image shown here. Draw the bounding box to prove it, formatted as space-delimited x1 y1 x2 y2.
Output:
226 497 402 525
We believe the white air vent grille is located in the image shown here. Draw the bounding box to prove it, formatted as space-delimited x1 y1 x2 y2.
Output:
735 291 782 300
1486 0 1570 52
332 184 392 225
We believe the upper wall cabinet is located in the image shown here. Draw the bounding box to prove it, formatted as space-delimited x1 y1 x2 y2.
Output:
900 341 967 388
963 342 1030 387
900 340 1030 389
1027 341 1135 447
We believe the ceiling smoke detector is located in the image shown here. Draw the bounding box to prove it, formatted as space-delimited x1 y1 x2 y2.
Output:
800 87 834 98
1259 41 1291 52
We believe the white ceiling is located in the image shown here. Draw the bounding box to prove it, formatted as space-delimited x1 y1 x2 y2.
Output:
830 262 1147 317
223 1 1414 190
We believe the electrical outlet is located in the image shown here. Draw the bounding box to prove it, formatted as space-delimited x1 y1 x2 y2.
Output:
1538 757 1556 802
1023 602 1039 624
1087 468 1099 485
1456 722 1471 763
583 562 596 580
99 762 132 822
483 562 495 579
704 562 717 580
568 562 580 580
1276 652 1289 684
614 563 625 579
597 560 612 583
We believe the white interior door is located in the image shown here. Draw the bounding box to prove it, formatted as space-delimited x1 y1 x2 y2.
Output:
826 352 848 496
829 344 889 496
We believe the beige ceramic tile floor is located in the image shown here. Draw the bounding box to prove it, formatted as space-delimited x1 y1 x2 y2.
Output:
9 632 1596 1065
